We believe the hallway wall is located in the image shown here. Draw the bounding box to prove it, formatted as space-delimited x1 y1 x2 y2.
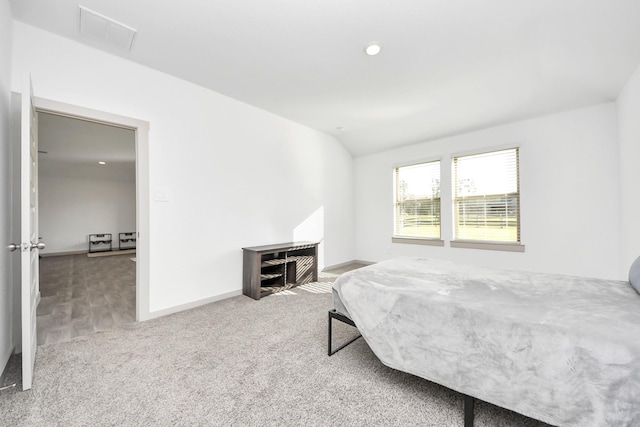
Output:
0 0 13 378
39 164 136 255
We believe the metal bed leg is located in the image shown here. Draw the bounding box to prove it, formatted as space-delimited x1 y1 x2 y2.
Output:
327 310 362 356
327 310 333 356
464 394 475 427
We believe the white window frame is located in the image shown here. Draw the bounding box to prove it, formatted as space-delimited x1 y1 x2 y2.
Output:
451 147 524 252
392 159 444 246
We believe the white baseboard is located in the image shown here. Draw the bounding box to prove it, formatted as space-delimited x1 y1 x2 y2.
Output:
146 290 243 320
40 250 87 257
354 259 376 265
87 249 136 258
323 259 375 270
41 249 138 258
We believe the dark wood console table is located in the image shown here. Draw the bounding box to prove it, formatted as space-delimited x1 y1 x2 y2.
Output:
242 241 319 300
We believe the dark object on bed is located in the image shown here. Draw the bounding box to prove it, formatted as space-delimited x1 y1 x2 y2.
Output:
331 257 640 427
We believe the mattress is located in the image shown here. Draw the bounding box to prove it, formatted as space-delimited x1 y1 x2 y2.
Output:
331 257 640 426
332 287 352 319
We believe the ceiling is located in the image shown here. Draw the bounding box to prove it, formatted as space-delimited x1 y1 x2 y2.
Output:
11 0 640 157
38 112 135 177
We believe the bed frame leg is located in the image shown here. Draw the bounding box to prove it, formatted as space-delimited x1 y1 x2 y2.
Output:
464 394 475 427
327 310 362 356
327 311 333 356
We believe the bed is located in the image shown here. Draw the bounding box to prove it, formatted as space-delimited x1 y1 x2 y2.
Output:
330 256 640 426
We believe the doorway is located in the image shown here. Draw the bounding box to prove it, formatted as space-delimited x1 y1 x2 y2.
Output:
36 112 136 345
30 97 150 333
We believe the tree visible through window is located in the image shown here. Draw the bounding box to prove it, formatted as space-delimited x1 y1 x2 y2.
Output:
453 148 520 243
394 161 441 239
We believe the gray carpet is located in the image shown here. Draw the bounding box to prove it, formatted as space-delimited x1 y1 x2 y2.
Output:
0 268 548 427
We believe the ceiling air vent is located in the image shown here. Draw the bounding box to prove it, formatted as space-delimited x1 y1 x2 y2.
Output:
79 6 137 51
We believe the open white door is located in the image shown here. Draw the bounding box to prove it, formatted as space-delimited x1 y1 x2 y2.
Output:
20 75 42 391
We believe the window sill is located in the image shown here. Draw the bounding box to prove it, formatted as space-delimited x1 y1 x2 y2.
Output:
451 240 525 252
392 237 445 247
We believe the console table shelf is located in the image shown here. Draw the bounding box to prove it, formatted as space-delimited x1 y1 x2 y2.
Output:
262 259 287 267
242 241 319 300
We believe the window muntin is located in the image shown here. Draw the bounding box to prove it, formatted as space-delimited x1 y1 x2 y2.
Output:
394 161 441 239
453 148 520 243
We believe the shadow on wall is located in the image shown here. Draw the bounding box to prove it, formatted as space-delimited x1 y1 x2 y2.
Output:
293 206 324 270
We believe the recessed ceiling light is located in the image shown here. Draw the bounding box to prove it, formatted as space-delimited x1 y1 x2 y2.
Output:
98 161 106 165
364 42 382 56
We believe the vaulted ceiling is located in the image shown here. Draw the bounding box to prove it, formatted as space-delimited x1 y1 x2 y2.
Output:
11 0 640 156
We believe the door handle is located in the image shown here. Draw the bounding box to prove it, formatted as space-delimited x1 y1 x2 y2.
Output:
6 242 45 251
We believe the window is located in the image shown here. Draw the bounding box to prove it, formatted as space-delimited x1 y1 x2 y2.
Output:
394 161 441 239
453 148 520 244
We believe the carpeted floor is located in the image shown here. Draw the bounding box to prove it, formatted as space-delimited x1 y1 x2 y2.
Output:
0 265 549 427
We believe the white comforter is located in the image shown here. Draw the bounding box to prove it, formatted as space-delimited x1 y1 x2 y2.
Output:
332 257 640 426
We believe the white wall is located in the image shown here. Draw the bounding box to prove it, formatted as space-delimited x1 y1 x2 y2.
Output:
39 165 136 254
12 22 354 314
0 0 12 375
355 103 623 280
616 63 640 277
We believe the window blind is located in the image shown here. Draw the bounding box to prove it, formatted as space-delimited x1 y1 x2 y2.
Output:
394 161 441 239
453 148 520 243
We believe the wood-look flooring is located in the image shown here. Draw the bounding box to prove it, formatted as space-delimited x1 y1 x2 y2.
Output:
37 254 136 346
